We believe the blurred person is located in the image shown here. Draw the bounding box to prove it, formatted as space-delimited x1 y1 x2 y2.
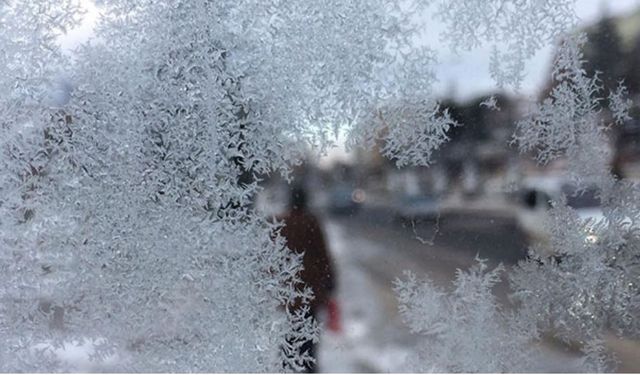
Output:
279 185 336 373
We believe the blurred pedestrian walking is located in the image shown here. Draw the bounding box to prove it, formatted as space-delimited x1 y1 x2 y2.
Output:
279 185 336 373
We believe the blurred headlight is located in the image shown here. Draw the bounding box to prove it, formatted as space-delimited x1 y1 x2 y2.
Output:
351 189 366 203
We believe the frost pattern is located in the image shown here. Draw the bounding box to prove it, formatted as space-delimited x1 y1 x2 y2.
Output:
479 95 499 111
515 34 613 186
0 0 450 371
510 33 640 371
428 0 577 89
609 83 633 125
354 101 457 168
395 259 538 372
347 48 458 167
3 0 640 372
510 198 640 337
394 12 640 374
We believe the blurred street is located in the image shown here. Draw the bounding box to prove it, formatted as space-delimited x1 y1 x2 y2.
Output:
314 207 638 372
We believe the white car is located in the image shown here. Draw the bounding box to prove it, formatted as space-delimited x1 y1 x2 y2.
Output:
516 176 604 254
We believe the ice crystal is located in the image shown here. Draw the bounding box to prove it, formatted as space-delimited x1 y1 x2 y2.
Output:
429 0 577 89
511 33 640 372
395 10 640 374
0 0 450 371
394 259 538 373
347 48 458 167
356 100 458 168
480 95 500 111
510 198 640 344
609 83 633 125
514 34 614 186
3 0 639 372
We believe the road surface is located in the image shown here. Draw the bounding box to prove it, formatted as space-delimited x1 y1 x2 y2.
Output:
316 209 639 372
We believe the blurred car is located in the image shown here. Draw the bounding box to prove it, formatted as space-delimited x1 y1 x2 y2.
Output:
394 194 440 222
515 176 604 255
328 186 365 215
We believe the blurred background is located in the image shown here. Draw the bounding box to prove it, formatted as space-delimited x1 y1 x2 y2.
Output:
253 3 640 372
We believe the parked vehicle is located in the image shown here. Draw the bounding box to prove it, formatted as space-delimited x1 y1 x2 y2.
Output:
515 176 604 255
394 194 440 222
327 186 364 215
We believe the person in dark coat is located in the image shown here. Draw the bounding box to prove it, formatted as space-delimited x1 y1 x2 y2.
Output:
279 185 335 373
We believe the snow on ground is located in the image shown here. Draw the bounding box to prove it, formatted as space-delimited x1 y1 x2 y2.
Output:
317 220 412 373
317 215 588 373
